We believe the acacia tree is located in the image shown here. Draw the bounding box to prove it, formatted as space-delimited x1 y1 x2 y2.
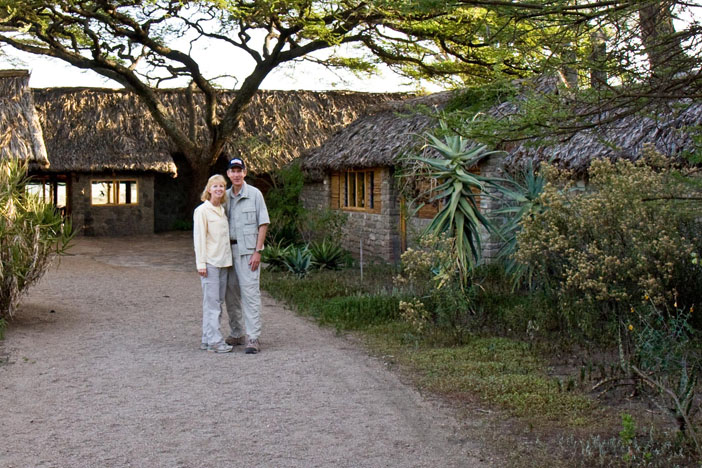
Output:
0 1 698 209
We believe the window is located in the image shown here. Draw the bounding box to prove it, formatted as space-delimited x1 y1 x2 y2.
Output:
91 180 138 205
26 178 67 210
331 169 380 213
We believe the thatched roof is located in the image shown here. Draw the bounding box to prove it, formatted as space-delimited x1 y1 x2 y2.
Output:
300 74 701 179
300 92 453 177
505 100 702 175
0 70 49 170
32 87 403 175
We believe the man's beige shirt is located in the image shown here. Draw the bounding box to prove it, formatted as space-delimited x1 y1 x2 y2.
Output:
193 200 233 270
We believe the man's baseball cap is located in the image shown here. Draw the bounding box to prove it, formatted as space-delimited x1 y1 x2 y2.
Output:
228 158 246 170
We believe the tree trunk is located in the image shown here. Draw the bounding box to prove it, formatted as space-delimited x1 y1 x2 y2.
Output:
184 150 217 218
639 2 685 78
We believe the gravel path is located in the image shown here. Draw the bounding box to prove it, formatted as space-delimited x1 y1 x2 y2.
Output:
0 233 490 468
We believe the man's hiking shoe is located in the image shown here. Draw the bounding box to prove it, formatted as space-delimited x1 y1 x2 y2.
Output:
245 338 260 354
208 341 233 353
199 343 208 351
225 336 245 346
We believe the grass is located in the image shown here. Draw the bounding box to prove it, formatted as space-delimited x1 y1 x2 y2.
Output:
262 266 701 466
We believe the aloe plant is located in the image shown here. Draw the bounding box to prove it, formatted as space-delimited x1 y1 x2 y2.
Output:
404 124 505 281
261 240 292 272
282 245 312 278
309 239 347 270
494 161 546 287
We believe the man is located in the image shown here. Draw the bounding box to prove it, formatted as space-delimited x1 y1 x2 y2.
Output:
223 157 270 354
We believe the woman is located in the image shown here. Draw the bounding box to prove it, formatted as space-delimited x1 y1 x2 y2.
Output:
193 174 234 353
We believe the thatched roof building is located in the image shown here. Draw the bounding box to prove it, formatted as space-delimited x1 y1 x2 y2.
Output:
33 88 403 176
0 70 49 170
505 100 702 176
300 91 452 178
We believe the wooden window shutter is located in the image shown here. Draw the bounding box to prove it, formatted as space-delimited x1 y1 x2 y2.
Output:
330 172 340 209
372 169 381 213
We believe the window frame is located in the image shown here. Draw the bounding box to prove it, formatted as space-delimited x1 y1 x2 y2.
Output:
341 169 375 212
90 179 139 206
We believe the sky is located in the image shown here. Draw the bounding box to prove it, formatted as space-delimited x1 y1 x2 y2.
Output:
0 39 444 93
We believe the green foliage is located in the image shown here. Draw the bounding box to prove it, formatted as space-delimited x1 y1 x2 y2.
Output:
515 149 702 337
260 240 291 272
394 234 475 343
386 336 593 422
0 317 6 340
317 294 399 330
170 219 193 231
626 301 702 454
261 267 400 331
299 207 348 244
619 413 636 446
309 239 347 270
281 245 312 278
401 123 505 279
263 162 306 246
494 161 546 287
0 157 74 318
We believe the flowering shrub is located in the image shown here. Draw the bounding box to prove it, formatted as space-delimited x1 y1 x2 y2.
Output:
395 234 473 340
515 146 702 332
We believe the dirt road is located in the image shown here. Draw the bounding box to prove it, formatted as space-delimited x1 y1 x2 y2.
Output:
0 233 489 467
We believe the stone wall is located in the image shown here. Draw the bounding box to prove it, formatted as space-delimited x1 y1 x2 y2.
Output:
302 168 401 264
70 172 155 236
302 157 509 265
478 153 508 263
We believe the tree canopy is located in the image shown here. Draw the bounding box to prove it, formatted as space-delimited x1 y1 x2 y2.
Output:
0 0 699 206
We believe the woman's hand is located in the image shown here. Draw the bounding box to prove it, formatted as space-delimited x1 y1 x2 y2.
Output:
198 268 207 277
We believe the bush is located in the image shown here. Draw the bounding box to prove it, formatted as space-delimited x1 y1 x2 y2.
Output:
515 148 702 336
261 240 291 272
300 207 348 244
395 233 475 343
0 158 73 318
265 162 305 245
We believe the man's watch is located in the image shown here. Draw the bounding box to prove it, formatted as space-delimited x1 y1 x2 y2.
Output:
255 247 264 253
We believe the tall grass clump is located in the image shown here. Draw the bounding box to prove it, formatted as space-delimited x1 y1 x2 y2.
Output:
0 157 73 319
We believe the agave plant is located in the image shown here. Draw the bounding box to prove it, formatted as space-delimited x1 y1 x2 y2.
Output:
493 161 546 287
260 239 292 271
309 239 347 270
403 123 505 281
282 245 312 278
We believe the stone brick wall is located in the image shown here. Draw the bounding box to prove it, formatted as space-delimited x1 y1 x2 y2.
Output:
302 168 401 264
301 157 509 265
479 153 508 263
300 178 329 212
70 172 155 236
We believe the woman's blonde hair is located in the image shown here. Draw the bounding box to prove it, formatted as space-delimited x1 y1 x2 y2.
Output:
200 174 227 202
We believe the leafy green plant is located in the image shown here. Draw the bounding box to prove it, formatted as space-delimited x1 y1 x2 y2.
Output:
0 157 74 318
494 160 546 287
300 207 348 244
401 122 504 280
626 301 702 456
266 162 305 245
282 245 312 278
619 413 636 447
261 240 291 271
309 239 347 270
